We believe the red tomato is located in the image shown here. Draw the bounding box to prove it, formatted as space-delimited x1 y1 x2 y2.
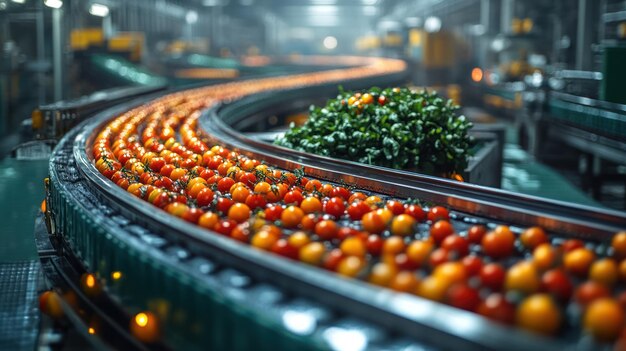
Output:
214 219 237 236
216 197 234 214
480 263 506 291
283 190 304 205
271 239 299 260
245 194 267 210
264 205 283 222
404 204 426 222
461 255 483 276
481 227 515 259
541 269 573 302
331 187 351 201
196 188 215 207
428 206 450 222
477 293 516 325
575 281 611 307
447 283 481 311
441 235 469 257
430 220 454 245
365 235 384 256
347 201 371 220
324 197 346 218
429 248 451 267
386 200 405 215
315 220 338 240
467 225 487 244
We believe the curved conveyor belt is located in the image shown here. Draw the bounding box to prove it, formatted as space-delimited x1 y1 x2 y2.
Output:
46 56 626 351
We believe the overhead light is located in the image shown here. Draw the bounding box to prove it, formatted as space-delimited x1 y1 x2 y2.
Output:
89 3 109 17
203 0 219 5
311 0 336 4
186 10 198 24
44 0 63 8
362 0 377 4
0 2 6 10
363 6 376 16
323 36 337 50
12 0 26 4
424 16 441 33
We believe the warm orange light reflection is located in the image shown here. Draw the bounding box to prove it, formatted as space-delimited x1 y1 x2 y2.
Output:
135 313 149 327
88 327 95 334
111 271 122 280
40 199 46 213
471 67 483 82
85 274 96 288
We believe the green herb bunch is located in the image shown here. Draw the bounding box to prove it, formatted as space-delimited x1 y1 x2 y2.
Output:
275 87 473 176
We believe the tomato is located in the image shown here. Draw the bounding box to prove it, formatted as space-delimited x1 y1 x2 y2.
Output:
299 242 326 265
362 211 387 234
466 225 487 244
369 262 397 287
447 283 481 311
377 95 387 105
340 236 367 257
230 223 250 243
382 236 406 256
323 197 346 218
283 190 303 205
264 204 283 222
347 201 371 220
574 281 611 307
516 294 561 335
365 235 384 256
480 263 506 291
331 186 351 201
251 230 279 250
281 206 304 228
532 243 559 271
418 275 451 302
441 234 469 257
612 232 626 259
304 179 322 192
337 256 365 277
315 220 338 240
231 185 251 203
216 197 234 214
429 248 451 268
520 227 548 250
198 212 219 229
337 227 359 241
481 227 515 259
300 213 319 231
217 177 235 193
182 208 204 224
406 240 434 266
348 192 367 203
563 248 595 276
271 239 299 260
589 258 618 286
245 194 266 210
239 172 257 187
196 188 215 207
461 255 483 277
390 214 416 237
541 269 573 302
584 298 625 341
505 261 540 294
427 206 449 222
561 239 584 253
227 203 251 223
390 271 420 293
404 204 426 222
430 220 454 245
385 200 405 215
214 219 237 236
300 196 323 214
477 293 516 325
323 249 344 271
288 231 310 249
364 195 382 207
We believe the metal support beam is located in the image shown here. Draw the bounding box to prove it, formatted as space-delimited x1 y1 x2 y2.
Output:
576 0 599 70
52 8 63 102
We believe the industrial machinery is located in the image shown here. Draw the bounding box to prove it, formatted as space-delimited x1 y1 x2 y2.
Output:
38 56 626 351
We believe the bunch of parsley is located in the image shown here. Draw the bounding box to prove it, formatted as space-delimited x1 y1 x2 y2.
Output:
275 87 473 176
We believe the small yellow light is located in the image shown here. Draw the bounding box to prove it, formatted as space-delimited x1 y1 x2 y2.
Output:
135 313 148 327
86 274 96 288
111 271 122 280
88 327 95 334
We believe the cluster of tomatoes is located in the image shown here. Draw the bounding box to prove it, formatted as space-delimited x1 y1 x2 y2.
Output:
91 78 626 346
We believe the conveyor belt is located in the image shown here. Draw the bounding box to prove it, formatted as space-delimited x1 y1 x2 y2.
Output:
45 56 626 351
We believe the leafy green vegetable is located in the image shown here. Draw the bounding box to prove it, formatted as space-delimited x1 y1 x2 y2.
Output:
275 87 474 176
